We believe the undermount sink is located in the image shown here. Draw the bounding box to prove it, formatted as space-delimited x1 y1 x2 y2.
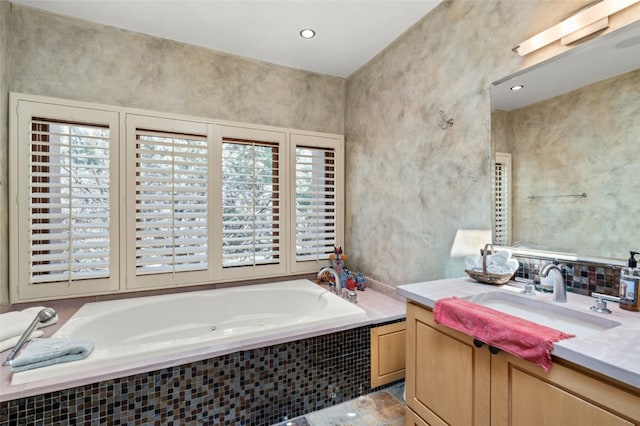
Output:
465 291 621 338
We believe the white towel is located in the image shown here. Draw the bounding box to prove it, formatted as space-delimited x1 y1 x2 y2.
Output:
0 330 43 353
0 307 58 349
465 255 480 270
489 250 512 266
486 259 519 275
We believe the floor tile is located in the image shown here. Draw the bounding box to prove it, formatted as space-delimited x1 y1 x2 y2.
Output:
274 382 405 426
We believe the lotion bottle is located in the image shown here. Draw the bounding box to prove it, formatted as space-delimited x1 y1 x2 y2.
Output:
620 251 640 312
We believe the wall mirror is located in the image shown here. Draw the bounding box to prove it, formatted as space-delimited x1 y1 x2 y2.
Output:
491 20 640 262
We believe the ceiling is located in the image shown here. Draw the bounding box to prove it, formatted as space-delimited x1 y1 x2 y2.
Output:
10 0 441 78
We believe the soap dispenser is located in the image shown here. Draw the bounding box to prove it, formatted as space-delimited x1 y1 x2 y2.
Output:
620 251 640 312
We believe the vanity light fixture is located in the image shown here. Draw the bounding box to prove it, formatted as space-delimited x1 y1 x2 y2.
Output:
510 85 524 91
300 28 316 39
513 0 639 56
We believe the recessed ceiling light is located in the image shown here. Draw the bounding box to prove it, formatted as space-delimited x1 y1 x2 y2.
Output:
510 85 524 91
300 29 316 39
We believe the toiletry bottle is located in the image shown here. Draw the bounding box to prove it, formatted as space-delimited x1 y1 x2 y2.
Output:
619 251 640 311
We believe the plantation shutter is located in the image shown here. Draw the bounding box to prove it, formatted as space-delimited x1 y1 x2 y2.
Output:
494 153 511 246
28 118 112 284
134 128 209 276
295 146 337 261
221 138 280 268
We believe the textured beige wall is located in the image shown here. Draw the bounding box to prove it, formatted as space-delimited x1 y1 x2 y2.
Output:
344 0 604 286
0 4 346 306
9 5 345 133
497 70 640 259
3 1 638 301
0 1 10 305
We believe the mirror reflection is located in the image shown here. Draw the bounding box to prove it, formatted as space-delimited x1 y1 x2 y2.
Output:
491 22 640 260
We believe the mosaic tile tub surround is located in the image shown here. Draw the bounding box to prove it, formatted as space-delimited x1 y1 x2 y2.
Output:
512 255 622 297
0 320 404 426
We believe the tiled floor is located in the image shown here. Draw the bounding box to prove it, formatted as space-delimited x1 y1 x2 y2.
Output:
273 382 405 426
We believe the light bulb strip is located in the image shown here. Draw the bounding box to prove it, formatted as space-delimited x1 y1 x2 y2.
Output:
514 0 639 56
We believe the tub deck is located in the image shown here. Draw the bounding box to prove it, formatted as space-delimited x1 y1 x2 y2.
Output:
0 277 405 402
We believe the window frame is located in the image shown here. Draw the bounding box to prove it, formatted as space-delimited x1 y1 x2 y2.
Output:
289 133 344 273
10 98 121 301
493 152 512 247
9 93 344 302
125 114 215 289
215 125 288 281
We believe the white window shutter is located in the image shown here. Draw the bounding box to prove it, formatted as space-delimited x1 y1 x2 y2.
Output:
29 118 112 283
221 138 281 268
134 129 209 276
295 146 337 261
494 153 511 246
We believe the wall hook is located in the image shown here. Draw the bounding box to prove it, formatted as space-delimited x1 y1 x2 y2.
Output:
439 109 454 130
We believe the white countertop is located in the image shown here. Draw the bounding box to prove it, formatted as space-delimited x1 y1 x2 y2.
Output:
397 277 640 390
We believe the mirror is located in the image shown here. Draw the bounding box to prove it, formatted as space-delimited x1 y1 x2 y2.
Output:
491 20 640 261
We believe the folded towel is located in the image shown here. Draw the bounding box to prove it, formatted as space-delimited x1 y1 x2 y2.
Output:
465 256 480 270
489 250 512 265
485 259 519 275
0 307 58 342
486 264 503 274
10 338 94 373
0 330 43 353
434 297 574 371
505 258 519 271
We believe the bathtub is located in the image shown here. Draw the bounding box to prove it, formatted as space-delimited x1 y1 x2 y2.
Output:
10 279 367 386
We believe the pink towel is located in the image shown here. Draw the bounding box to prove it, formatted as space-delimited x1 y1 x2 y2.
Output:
433 297 575 371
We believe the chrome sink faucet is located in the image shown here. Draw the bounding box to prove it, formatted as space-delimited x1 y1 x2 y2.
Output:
540 264 567 303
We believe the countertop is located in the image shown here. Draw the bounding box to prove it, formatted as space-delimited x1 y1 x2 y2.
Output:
397 277 640 390
1 280 406 402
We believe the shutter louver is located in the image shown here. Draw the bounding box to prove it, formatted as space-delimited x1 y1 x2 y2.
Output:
494 160 508 246
135 130 209 275
222 139 280 268
29 118 111 284
295 146 336 261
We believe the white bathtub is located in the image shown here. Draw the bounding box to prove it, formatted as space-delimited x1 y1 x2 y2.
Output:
11 279 367 386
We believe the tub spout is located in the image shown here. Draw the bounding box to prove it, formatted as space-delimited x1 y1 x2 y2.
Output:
318 267 341 296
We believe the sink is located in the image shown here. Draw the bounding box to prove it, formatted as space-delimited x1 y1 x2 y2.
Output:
465 291 621 338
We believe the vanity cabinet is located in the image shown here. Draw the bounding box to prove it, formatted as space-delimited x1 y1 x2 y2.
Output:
406 302 491 426
406 302 640 426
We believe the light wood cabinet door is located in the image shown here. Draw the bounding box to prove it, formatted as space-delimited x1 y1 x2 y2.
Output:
491 349 640 426
371 321 406 388
406 302 491 426
406 406 431 426
406 301 640 426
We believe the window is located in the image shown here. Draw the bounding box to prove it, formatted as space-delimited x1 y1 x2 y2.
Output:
10 94 343 302
294 146 336 261
221 139 280 268
11 99 119 300
126 115 213 288
291 134 343 271
218 126 286 279
494 152 512 246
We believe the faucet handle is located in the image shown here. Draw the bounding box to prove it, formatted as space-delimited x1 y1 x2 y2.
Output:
517 278 536 295
590 292 620 314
